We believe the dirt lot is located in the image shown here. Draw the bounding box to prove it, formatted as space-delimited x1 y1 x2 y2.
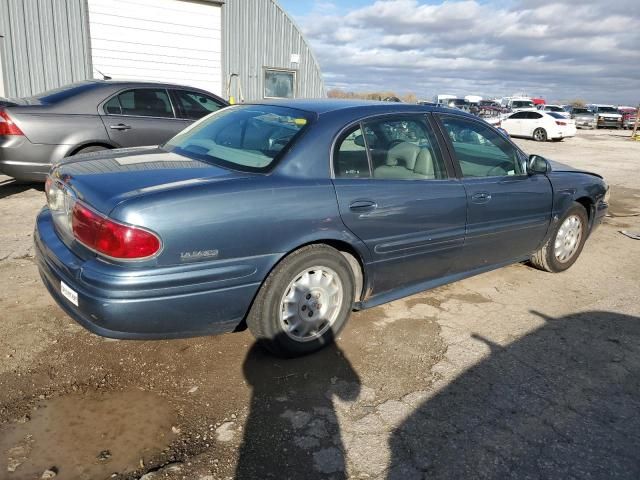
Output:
0 129 639 480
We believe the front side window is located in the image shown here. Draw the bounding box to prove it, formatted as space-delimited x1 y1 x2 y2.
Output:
109 89 174 118
164 105 312 172
172 90 223 120
264 69 296 99
440 116 525 177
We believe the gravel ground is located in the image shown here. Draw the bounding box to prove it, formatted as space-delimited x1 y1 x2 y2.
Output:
0 128 639 480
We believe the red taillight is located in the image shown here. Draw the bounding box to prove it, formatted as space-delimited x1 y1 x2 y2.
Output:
72 202 161 260
555 121 567 126
0 109 24 136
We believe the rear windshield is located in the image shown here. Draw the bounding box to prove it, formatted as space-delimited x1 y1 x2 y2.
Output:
547 112 567 119
163 105 313 172
23 81 101 105
572 108 590 114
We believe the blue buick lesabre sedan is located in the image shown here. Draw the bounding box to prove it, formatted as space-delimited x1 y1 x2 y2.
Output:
35 101 609 357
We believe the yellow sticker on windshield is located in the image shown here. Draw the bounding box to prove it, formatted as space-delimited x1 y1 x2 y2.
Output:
294 118 307 126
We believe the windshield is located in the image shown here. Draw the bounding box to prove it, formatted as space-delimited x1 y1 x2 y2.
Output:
163 105 313 172
573 108 590 114
547 106 563 112
512 101 534 109
597 106 618 113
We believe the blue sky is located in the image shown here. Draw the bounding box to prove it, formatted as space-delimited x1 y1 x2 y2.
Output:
277 0 639 104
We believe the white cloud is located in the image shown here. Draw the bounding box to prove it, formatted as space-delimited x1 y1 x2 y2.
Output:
296 0 640 103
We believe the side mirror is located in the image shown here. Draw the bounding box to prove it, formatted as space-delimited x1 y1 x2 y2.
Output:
354 135 366 147
528 154 550 175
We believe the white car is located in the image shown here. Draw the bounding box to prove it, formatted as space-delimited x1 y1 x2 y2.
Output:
537 104 571 119
501 111 576 142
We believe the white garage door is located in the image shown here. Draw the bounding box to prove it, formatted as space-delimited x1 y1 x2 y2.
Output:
88 0 222 95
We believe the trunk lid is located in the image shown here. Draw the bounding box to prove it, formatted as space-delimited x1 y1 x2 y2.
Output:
52 146 253 215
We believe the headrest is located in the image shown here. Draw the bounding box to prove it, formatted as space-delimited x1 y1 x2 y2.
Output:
386 142 420 169
414 148 434 176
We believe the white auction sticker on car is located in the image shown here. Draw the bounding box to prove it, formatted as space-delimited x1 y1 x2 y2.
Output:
60 281 78 306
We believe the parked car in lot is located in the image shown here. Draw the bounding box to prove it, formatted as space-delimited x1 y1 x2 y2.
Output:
35 101 608 357
619 108 638 130
0 80 227 181
503 97 537 113
501 110 576 141
586 104 623 129
571 107 596 129
537 104 571 119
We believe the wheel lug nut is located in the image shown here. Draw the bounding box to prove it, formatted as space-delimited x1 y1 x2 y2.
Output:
306 294 311 300
308 311 313 317
301 305 306 311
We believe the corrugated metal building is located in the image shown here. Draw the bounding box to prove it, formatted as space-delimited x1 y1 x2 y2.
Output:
0 0 325 100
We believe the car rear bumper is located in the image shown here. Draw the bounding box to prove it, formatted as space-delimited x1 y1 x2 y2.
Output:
0 137 67 181
35 208 263 339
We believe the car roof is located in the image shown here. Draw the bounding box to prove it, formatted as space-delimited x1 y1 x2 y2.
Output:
249 98 465 116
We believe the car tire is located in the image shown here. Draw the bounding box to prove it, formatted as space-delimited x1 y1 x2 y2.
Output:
530 202 588 273
73 145 109 155
246 244 355 357
533 128 548 142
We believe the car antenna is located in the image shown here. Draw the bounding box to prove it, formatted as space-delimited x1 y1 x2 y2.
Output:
94 68 112 81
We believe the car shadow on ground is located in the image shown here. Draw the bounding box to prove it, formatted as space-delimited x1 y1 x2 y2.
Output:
387 310 640 479
235 332 360 480
0 178 43 200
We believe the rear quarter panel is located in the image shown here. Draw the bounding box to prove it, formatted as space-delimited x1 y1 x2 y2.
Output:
9 111 109 150
108 174 369 278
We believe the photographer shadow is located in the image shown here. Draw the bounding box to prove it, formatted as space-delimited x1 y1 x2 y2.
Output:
387 310 640 479
236 333 360 479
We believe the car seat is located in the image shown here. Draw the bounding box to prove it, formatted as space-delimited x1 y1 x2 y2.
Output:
374 142 435 179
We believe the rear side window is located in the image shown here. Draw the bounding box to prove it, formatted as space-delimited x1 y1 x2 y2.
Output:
105 89 174 118
172 90 224 120
334 117 447 180
334 127 371 178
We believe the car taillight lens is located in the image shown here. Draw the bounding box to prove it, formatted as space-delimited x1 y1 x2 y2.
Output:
0 109 24 136
72 202 161 260
555 121 567 126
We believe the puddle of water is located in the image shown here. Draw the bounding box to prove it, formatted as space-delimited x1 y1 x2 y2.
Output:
0 390 175 479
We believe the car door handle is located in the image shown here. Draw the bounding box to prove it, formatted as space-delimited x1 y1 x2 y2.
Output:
471 192 492 203
109 124 132 130
349 200 377 211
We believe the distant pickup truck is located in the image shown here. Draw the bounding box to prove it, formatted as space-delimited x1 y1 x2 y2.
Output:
586 104 623 129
